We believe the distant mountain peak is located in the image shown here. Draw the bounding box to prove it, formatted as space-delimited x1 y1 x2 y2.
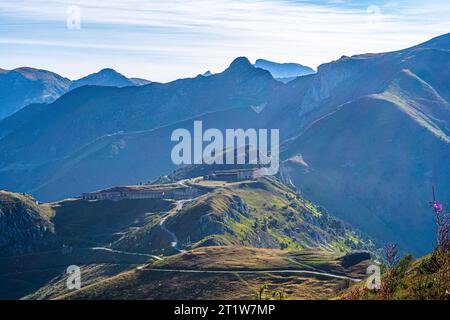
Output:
69 68 133 90
227 57 253 71
254 59 315 81
97 68 120 74
14 66 39 72
0 67 71 119
89 68 125 78
0 66 153 119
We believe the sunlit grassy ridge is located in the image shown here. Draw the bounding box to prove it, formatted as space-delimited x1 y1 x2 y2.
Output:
166 177 374 253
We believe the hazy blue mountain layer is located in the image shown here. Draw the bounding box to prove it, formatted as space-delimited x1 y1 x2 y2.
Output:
0 33 449 254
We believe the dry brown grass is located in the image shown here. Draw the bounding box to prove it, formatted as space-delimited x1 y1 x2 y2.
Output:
56 246 368 300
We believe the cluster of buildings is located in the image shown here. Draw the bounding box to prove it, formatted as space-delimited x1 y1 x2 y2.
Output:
204 168 257 181
82 185 201 201
82 169 257 201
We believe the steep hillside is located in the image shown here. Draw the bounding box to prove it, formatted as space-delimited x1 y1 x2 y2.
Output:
0 189 175 256
281 46 450 255
0 191 174 299
282 95 449 254
164 177 374 253
0 57 282 165
0 191 56 256
279 33 450 255
295 33 450 126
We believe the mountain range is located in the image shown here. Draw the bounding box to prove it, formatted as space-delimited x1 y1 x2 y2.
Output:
0 58 309 120
0 68 151 120
0 33 449 255
0 67 71 119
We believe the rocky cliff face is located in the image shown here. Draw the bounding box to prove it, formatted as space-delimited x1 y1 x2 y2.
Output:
298 54 386 118
0 191 56 256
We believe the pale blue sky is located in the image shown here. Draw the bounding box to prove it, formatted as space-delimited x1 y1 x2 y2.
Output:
0 0 449 82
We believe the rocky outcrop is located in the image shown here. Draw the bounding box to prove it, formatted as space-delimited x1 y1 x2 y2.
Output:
299 56 370 116
0 191 56 257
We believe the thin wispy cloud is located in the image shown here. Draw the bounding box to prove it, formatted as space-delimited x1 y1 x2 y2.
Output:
0 0 448 81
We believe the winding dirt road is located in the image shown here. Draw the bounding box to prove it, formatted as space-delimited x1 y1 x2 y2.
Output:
159 199 194 253
89 247 162 260
136 266 362 282
137 198 363 283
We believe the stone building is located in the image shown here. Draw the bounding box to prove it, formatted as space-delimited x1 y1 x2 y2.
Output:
204 169 256 181
82 185 201 201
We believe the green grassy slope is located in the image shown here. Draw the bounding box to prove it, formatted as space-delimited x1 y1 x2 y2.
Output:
282 90 450 254
166 177 374 253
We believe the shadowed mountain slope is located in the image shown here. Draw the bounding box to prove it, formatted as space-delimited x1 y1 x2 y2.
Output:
0 57 289 200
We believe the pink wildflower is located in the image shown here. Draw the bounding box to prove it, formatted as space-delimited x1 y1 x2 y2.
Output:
433 202 443 212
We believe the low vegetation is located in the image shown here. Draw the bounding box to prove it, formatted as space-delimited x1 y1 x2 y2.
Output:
166 177 375 254
56 246 371 300
340 189 449 300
